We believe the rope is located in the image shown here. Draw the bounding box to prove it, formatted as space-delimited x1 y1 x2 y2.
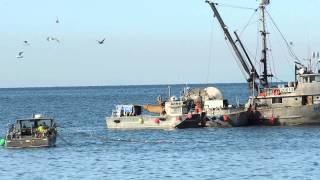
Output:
225 39 248 81
265 22 276 83
239 9 259 36
57 133 73 146
266 10 301 63
215 2 256 11
272 75 286 83
267 16 294 68
206 18 215 84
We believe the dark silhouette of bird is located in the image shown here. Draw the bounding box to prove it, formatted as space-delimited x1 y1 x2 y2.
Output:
16 51 23 58
97 38 105 44
47 37 60 43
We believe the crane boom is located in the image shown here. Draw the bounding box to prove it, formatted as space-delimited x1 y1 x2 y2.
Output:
205 0 260 90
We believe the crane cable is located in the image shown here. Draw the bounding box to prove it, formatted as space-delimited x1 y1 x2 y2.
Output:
206 18 215 84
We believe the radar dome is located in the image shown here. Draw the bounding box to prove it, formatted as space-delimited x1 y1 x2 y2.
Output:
205 87 223 100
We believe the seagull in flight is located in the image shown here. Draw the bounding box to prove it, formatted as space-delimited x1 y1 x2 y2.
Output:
16 51 23 59
47 37 60 43
97 38 105 44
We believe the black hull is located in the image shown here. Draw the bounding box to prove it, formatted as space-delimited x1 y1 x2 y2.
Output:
175 114 205 129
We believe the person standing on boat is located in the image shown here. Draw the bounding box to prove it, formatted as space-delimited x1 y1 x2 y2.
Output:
36 124 45 138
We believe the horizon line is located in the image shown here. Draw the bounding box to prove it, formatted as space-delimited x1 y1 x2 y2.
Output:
0 82 251 90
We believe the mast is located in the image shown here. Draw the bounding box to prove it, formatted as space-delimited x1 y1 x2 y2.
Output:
259 0 271 88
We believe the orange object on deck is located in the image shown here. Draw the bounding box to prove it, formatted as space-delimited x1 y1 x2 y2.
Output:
143 104 163 114
258 92 266 97
195 103 202 113
272 88 280 95
223 115 229 122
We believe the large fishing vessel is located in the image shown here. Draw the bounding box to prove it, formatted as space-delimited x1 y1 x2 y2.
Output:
206 0 320 125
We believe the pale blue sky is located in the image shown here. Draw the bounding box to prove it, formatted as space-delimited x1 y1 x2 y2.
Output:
0 0 319 88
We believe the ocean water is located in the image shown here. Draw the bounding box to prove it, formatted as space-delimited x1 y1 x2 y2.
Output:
0 84 320 179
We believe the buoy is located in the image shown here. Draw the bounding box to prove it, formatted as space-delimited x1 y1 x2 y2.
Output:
154 118 160 124
187 113 192 119
272 88 280 95
138 118 144 124
0 139 5 146
268 116 275 125
223 115 229 122
258 92 266 97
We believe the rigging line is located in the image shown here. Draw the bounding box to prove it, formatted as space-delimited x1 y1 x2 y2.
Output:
267 16 294 68
210 6 247 82
265 23 277 82
225 39 248 81
255 21 260 68
206 18 215 84
215 2 256 10
235 13 260 65
265 10 301 63
272 75 286 83
239 8 259 37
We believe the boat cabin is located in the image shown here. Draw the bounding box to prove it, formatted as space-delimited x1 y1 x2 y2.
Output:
5 115 57 148
6 116 56 140
297 73 320 83
9 118 54 137
16 118 55 136
164 100 188 116
255 70 320 108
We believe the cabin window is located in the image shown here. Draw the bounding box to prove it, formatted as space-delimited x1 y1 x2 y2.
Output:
170 107 182 115
310 76 315 82
272 97 282 104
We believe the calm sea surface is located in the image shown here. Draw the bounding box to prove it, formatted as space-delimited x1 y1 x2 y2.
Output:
0 84 319 179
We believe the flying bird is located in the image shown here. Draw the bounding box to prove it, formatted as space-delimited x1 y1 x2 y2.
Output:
47 37 60 43
16 51 23 59
97 38 105 44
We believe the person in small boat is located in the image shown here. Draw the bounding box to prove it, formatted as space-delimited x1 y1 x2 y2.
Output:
36 123 47 138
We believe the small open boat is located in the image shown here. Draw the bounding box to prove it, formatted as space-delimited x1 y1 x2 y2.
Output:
5 114 57 148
